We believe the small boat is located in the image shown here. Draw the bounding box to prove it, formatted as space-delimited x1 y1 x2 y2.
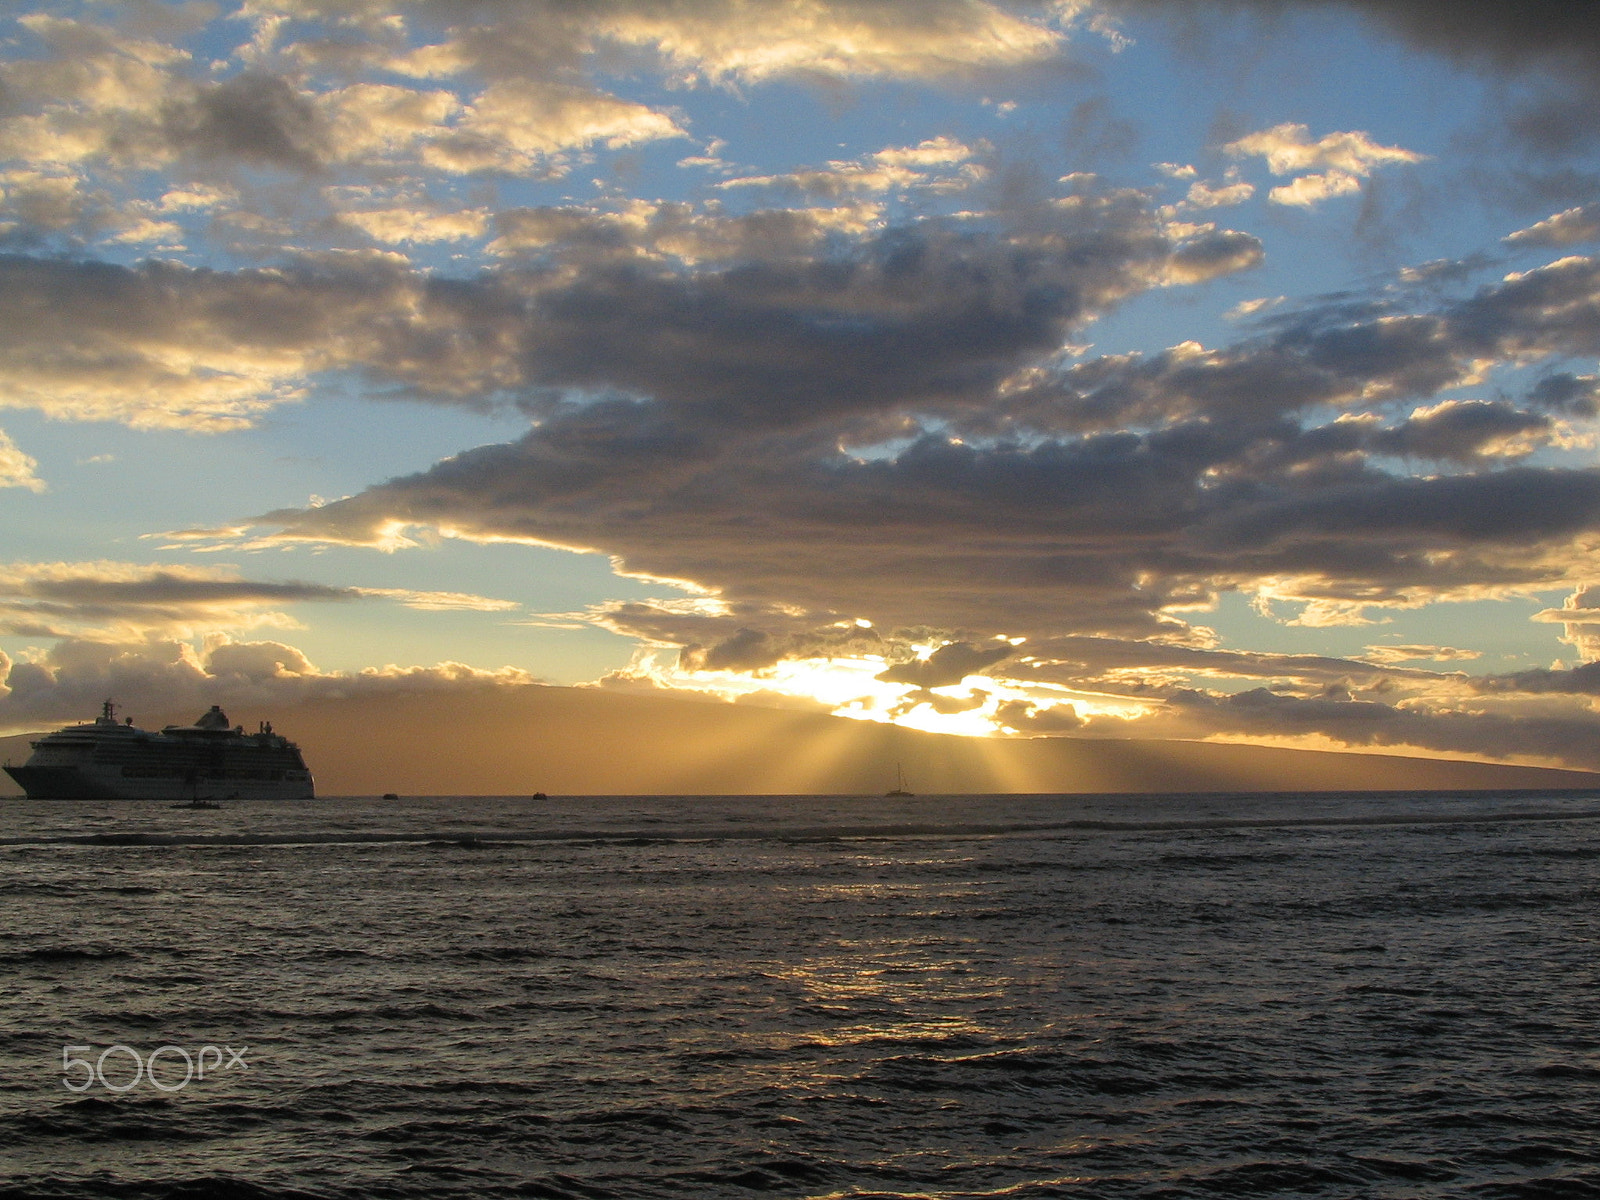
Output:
531 791 548 800
885 763 914 797
171 799 222 810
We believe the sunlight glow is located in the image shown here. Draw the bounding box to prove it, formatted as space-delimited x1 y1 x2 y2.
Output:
614 651 1156 737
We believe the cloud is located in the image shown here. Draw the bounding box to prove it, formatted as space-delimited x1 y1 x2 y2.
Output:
0 560 517 641
1017 633 1440 689
202 638 317 681
175 239 1600 696
315 82 463 163
1526 374 1600 417
339 204 489 246
1106 0 1600 175
719 137 982 200
1360 643 1480 665
1161 683 1600 771
1196 467 1600 555
1107 1 1600 86
1506 204 1600 249
361 587 520 612
0 557 529 733
592 607 1458 720
872 136 976 169
579 0 1075 86
0 2 1069 185
0 166 1267 430
720 164 921 199
287 0 1079 90
0 15 184 170
1472 660 1600 696
421 81 685 174
1226 123 1425 177
1530 585 1600 660
1267 171 1362 208
0 560 348 641
0 169 99 241
1326 1 1600 83
995 254 1600 436
166 71 329 171
1184 179 1253 209
0 11 688 202
0 254 365 428
877 640 1017 687
1369 400 1558 463
0 634 539 733
230 412 1597 650
1223 123 1423 207
995 698 1084 733
0 428 45 492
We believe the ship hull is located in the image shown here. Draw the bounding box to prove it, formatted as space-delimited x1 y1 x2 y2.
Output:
4 763 313 801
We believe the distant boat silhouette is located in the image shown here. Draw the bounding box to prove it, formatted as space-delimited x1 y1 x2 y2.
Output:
885 763 914 797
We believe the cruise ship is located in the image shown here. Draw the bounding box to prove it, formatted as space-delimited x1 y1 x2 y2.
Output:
3 701 315 800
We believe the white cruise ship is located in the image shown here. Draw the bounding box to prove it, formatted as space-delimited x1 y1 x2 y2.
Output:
4 701 315 800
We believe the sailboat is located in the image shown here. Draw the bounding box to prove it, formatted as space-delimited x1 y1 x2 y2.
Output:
885 763 914 797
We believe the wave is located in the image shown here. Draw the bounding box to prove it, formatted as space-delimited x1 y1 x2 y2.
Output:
0 947 130 964
3 803 1600 850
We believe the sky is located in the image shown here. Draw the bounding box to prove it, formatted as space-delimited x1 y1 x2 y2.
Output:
4 0 1600 776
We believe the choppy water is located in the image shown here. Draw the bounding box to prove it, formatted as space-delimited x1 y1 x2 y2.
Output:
3 790 1599 1199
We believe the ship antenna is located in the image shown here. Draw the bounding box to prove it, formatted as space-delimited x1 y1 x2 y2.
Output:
102 698 116 722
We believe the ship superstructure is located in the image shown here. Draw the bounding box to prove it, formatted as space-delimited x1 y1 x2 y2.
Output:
4 701 315 800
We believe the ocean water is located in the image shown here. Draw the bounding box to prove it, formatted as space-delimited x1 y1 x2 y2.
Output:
2 790 1599 1199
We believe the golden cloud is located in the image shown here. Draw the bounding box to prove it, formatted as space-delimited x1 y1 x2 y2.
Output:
1225 122 1426 176
0 429 46 493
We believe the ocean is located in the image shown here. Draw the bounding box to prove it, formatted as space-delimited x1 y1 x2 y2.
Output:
2 790 1598 1199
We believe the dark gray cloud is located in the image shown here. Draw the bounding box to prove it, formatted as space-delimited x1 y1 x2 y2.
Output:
0 563 510 641
1015 634 1438 690
983 255 1600 440
1506 205 1600 250
0 566 365 637
877 640 1017 687
995 698 1084 733
1107 1 1600 82
1473 661 1600 696
251 371 1600 641
680 622 886 672
186 229 1600 735
1330 1 1600 80
1164 683 1600 771
1526 374 1600 418
1192 467 1600 557
164 72 330 172
19 572 356 608
504 202 1257 430
0 177 1260 426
